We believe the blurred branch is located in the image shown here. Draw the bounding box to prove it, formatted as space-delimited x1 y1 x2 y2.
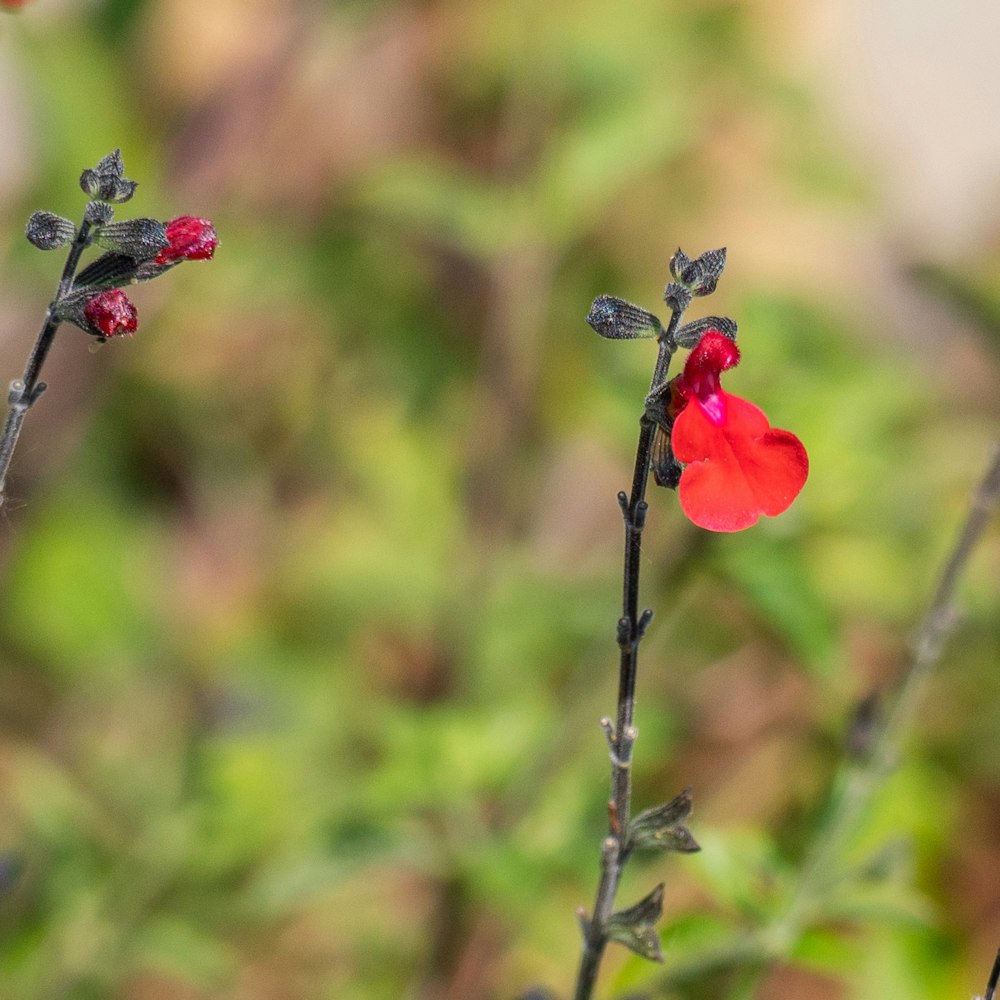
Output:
980 947 1000 1000
670 442 1000 1000
771 441 1000 977
909 261 1000 357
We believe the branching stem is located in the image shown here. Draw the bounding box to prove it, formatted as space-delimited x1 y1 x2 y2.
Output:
572 305 684 1000
0 217 93 506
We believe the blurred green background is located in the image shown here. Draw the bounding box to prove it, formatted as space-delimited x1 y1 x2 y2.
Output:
0 1 998 999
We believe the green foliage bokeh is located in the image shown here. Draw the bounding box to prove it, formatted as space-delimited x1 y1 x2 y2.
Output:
0 2 998 1000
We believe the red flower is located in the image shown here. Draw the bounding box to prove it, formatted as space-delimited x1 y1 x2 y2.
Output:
83 289 138 339
155 216 218 265
669 330 808 532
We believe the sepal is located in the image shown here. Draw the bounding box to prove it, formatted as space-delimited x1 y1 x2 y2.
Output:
662 281 692 313
587 295 662 340
79 149 138 203
689 247 726 295
72 252 141 291
94 218 169 258
57 287 138 339
673 316 738 350
628 788 700 853
669 248 693 282
84 201 115 226
650 423 682 490
25 211 76 250
669 247 727 296
606 883 665 963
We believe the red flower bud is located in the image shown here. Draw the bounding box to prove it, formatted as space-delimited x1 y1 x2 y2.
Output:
83 289 138 339
155 216 218 265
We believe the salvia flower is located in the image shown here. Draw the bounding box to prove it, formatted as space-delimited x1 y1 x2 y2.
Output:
668 330 808 532
155 216 218 266
82 289 138 339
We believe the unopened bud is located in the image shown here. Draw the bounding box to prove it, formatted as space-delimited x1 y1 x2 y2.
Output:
25 211 76 250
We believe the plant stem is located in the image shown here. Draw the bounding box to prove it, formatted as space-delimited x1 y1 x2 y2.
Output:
984 946 1000 1000
573 306 683 1000
0 218 92 507
735 442 1000 994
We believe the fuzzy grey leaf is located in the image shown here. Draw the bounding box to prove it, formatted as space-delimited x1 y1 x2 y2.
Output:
587 295 662 340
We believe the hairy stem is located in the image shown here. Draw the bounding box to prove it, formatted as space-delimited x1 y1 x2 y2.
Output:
573 306 683 1000
0 218 92 506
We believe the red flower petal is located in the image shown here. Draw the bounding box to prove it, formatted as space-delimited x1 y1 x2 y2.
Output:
83 289 138 339
155 216 218 265
672 391 808 532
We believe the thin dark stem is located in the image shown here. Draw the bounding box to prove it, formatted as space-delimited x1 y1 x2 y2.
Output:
0 218 92 506
983 948 1000 1000
573 306 683 1000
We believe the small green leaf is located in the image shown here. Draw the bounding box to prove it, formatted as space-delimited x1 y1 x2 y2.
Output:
629 788 700 853
606 883 665 963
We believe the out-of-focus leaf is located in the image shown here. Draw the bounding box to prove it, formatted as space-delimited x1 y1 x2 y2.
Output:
715 536 839 675
909 260 1000 359
686 828 790 921
852 925 953 1000
137 916 236 990
789 927 861 975
0 490 160 675
354 159 524 260
818 877 935 929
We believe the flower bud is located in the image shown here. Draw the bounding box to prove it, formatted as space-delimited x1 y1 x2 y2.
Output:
669 248 693 282
84 201 115 226
688 247 726 296
155 216 218 265
79 149 138 203
662 282 692 313
25 211 76 250
64 289 139 339
673 315 738 350
668 247 727 296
